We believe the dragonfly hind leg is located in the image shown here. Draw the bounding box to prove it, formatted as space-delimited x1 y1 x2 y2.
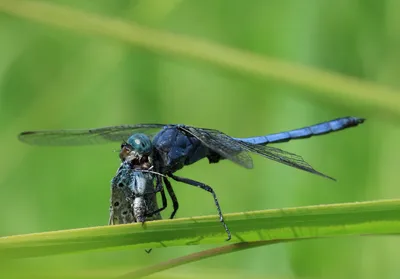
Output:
168 173 231 241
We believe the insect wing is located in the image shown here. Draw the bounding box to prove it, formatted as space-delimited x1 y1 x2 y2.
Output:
18 124 167 146
180 125 334 179
109 163 136 224
239 141 335 180
179 126 253 169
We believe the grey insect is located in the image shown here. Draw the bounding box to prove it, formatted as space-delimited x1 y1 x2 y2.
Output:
109 161 166 225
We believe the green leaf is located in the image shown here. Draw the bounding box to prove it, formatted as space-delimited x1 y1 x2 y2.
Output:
1 199 400 259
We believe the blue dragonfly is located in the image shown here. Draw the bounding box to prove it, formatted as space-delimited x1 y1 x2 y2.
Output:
19 116 365 240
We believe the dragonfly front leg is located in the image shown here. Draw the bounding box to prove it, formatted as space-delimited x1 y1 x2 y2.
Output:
168 173 231 241
146 176 167 216
163 177 179 220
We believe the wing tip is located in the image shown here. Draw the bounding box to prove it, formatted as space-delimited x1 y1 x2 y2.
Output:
323 173 337 181
18 131 33 143
312 169 336 181
355 117 366 124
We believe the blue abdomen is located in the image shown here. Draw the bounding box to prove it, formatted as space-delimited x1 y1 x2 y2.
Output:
236 116 365 145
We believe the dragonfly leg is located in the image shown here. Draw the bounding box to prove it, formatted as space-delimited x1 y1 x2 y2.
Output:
163 177 179 219
146 177 167 216
143 178 172 255
152 174 164 193
168 174 231 241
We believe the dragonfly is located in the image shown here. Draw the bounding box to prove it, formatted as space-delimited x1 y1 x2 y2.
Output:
18 116 365 240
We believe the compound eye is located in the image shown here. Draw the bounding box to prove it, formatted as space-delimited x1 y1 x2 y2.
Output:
126 134 152 155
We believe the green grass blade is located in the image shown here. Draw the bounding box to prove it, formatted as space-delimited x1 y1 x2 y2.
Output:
1 199 400 259
118 239 298 279
0 0 399 117
121 234 397 279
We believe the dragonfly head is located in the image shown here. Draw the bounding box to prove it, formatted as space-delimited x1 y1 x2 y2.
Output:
126 133 153 155
120 133 153 164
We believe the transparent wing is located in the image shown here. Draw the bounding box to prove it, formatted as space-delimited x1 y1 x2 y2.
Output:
182 126 334 180
239 141 335 180
18 124 167 146
180 126 254 169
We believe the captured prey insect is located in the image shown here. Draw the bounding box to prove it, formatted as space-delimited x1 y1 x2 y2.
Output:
18 116 365 240
110 142 174 225
108 161 168 254
108 161 166 225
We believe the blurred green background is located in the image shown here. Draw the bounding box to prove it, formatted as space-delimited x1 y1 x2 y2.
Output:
0 0 399 278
